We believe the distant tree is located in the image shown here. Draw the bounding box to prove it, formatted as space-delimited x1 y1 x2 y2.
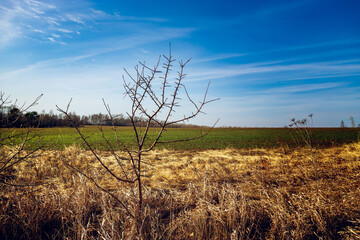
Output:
25 111 39 127
67 112 82 127
90 113 104 125
8 107 21 127
350 116 355 128
340 120 345 128
81 115 90 125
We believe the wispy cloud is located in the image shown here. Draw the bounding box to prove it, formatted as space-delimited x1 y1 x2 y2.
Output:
186 58 360 83
251 38 360 55
260 82 346 94
24 0 56 11
193 53 247 63
0 14 20 48
87 7 167 22
0 26 195 80
65 14 85 24
0 0 170 48
0 0 62 46
113 13 167 23
56 28 72 33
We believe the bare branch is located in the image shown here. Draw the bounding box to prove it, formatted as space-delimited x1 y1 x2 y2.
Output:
56 102 136 184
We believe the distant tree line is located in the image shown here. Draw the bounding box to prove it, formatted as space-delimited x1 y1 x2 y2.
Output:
1 107 70 128
0 106 198 128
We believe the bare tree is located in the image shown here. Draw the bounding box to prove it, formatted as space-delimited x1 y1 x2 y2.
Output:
350 116 355 128
0 91 43 186
340 120 345 128
57 46 219 220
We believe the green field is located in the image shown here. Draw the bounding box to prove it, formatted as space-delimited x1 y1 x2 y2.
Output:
4 126 359 150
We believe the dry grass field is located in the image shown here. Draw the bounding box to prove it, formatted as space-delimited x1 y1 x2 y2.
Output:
1 142 360 239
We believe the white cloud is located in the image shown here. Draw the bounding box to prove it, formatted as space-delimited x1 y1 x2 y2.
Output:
0 0 94 48
0 0 174 49
193 53 247 63
185 58 360 83
0 16 21 48
57 28 72 33
66 14 85 24
33 29 44 33
90 8 107 17
0 25 194 81
113 12 167 22
0 0 58 48
261 82 346 94
29 6 44 14
47 18 61 26
24 0 56 10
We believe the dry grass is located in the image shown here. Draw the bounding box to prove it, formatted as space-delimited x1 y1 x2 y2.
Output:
1 143 360 239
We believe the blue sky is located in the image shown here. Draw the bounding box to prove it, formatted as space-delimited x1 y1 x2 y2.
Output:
0 0 359 127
